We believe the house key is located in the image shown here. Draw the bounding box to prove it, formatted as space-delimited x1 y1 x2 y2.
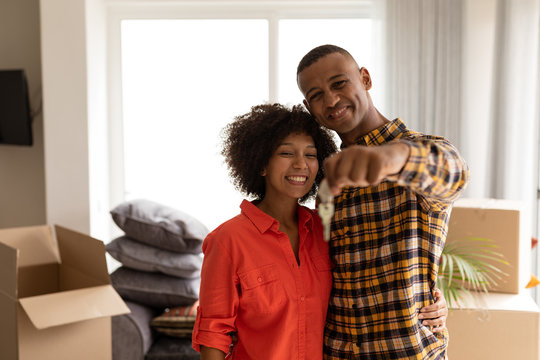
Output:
317 179 334 242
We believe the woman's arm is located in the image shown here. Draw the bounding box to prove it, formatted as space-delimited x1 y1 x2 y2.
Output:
418 288 448 333
201 345 226 360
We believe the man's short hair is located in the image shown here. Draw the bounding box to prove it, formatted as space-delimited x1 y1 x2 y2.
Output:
296 44 356 76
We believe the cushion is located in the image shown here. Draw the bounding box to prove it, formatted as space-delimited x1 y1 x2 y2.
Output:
111 267 200 308
112 301 158 360
110 199 208 254
106 236 203 278
145 336 200 360
150 301 198 338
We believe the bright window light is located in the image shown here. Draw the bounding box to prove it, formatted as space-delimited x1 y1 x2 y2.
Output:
120 18 372 231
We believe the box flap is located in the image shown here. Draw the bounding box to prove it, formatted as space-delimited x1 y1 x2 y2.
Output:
454 198 521 211
0 242 18 299
0 225 59 267
55 225 111 285
451 291 540 312
19 284 130 329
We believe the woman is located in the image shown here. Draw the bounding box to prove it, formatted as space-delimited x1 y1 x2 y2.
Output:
192 103 447 360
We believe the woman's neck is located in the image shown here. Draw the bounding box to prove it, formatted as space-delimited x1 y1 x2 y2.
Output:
256 196 298 228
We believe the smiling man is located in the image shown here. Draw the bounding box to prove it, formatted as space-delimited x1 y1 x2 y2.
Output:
297 44 469 359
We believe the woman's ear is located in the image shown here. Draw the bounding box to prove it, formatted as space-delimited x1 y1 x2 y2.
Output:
261 168 267 176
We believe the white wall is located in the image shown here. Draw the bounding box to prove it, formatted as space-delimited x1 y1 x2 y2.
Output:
0 0 46 228
40 0 109 238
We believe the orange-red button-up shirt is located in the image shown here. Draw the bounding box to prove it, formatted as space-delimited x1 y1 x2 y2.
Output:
192 200 332 360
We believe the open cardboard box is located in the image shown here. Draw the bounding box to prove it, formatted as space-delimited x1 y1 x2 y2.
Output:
447 291 540 360
0 225 130 360
447 198 531 294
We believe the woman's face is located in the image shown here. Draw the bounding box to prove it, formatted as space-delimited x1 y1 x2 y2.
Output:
262 132 319 201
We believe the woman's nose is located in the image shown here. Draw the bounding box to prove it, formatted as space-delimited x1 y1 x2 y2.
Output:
293 155 308 169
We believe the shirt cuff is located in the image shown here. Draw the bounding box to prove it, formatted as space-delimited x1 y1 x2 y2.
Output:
192 309 235 354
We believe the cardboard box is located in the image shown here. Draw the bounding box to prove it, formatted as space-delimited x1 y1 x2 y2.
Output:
0 225 130 360
446 198 531 294
447 291 540 360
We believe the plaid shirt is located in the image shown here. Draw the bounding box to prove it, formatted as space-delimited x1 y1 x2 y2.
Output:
324 119 469 360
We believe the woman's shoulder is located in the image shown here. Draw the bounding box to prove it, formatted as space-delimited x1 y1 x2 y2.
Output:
203 212 254 247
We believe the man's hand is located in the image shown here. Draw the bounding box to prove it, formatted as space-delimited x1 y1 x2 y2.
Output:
418 288 448 333
323 142 410 195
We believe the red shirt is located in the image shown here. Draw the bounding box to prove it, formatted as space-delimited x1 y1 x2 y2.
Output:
192 200 332 360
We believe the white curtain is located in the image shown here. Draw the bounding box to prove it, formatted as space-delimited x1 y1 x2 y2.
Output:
376 0 539 211
487 0 539 209
378 0 463 148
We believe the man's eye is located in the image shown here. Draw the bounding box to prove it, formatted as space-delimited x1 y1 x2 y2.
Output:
279 152 293 156
333 80 346 88
309 92 322 102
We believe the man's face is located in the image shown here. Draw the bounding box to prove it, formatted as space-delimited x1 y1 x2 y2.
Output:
297 53 373 141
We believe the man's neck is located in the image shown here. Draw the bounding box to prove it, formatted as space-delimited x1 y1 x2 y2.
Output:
340 109 390 147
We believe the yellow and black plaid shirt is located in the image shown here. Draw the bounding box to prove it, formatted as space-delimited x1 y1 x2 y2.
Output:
324 119 469 360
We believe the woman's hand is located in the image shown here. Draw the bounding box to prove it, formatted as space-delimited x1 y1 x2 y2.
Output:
418 288 448 333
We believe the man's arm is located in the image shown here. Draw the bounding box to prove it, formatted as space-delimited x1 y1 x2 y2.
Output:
323 139 469 205
323 142 409 194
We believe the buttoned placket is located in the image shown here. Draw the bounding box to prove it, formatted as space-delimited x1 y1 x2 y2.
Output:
274 223 308 360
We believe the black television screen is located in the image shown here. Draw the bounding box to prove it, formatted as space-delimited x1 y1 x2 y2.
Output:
0 70 33 146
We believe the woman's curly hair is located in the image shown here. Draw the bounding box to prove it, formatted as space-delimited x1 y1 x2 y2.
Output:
221 103 337 203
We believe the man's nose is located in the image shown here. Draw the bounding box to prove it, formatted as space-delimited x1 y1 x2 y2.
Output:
324 91 340 108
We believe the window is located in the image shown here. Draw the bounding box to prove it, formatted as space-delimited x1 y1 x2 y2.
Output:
109 1 374 232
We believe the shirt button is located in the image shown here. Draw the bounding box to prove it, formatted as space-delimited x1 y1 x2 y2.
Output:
257 276 263 282
300 296 305 301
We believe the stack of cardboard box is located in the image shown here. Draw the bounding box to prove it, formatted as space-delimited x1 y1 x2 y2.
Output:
445 199 540 360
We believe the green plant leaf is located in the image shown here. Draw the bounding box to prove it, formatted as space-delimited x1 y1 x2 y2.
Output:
437 237 509 308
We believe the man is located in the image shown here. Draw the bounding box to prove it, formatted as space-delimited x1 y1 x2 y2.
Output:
297 44 469 359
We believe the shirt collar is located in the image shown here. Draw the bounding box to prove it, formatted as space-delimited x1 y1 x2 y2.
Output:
352 118 408 147
240 199 314 234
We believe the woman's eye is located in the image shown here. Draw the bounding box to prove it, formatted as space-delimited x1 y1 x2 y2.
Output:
306 154 317 158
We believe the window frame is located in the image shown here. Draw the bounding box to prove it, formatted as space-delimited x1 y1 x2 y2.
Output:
105 0 373 231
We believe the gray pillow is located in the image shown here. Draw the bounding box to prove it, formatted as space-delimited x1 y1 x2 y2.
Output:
111 267 200 308
106 236 203 279
145 336 200 360
112 300 158 360
110 199 208 254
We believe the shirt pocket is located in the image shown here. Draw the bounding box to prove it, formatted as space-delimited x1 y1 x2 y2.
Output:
311 253 333 272
238 263 286 314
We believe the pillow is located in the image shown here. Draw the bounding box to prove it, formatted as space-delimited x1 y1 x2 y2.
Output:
150 301 198 338
145 336 200 360
110 267 200 308
110 199 208 254
106 236 203 279
112 300 158 360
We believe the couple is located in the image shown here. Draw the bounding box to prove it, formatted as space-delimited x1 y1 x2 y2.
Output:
192 44 469 359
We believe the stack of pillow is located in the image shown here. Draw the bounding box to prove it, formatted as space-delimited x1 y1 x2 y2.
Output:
107 199 208 360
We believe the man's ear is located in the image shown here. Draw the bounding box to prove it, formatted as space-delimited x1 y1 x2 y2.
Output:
359 67 372 90
303 99 311 112
261 168 267 176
